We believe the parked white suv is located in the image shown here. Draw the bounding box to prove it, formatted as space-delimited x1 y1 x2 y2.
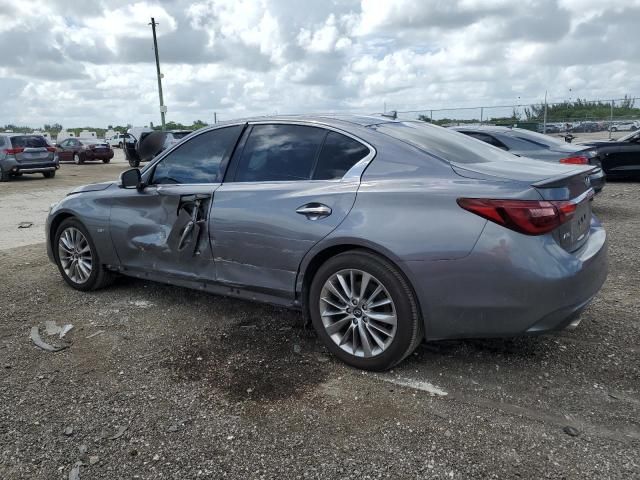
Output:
106 134 127 148
609 121 639 132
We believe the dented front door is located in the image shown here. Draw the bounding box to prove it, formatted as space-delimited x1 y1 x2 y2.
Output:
109 183 219 281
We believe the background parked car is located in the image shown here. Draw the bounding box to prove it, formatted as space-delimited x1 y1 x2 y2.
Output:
609 121 639 132
579 129 640 177
450 125 605 193
56 138 114 165
0 133 58 181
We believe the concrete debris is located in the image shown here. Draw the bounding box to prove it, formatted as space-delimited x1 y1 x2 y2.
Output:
63 426 74 437
85 330 105 339
107 425 129 440
68 461 82 480
18 222 33 229
30 326 68 352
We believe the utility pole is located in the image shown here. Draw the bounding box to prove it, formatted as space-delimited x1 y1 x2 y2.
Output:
149 17 166 130
543 90 548 134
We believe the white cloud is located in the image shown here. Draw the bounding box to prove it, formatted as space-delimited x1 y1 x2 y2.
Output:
0 0 637 128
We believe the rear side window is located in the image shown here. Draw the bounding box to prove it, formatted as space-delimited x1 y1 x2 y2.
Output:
171 131 191 139
234 124 325 182
152 125 243 185
313 132 370 180
11 135 48 148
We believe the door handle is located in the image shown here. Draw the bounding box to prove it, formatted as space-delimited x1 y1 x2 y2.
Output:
296 203 332 220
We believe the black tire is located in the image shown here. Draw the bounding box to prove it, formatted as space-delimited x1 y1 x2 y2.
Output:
43 171 55 178
73 153 84 165
54 218 115 292
610 127 617 132
129 159 140 168
309 249 423 371
118 142 123 149
0 170 11 182
102 158 111 164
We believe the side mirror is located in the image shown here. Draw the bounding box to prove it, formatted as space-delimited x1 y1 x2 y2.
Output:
120 168 142 189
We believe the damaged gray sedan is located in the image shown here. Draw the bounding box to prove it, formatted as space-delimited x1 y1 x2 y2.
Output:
46 115 608 370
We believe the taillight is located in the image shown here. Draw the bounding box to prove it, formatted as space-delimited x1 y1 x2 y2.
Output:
457 198 581 235
4 147 24 155
46 147 56 152
559 156 589 165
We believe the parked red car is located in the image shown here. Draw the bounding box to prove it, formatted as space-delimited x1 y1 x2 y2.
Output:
56 138 114 164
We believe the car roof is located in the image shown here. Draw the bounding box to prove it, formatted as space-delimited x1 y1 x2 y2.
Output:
214 114 400 129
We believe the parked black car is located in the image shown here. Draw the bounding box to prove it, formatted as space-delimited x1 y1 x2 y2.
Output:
579 130 640 177
450 126 605 193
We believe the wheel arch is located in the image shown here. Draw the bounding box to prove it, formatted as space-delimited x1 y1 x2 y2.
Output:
49 211 77 257
296 239 426 334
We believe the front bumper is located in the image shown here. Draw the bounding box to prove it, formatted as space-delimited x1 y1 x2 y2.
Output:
405 217 608 340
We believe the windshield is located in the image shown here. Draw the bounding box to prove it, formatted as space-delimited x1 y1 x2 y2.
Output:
170 131 191 139
374 121 519 164
505 128 564 147
619 130 640 142
10 135 48 148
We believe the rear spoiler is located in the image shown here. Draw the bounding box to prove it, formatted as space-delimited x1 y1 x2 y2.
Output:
531 166 597 189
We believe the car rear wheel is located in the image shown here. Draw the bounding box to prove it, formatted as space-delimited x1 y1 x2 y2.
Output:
43 171 55 178
102 158 111 164
610 127 617 132
54 218 115 291
0 169 10 182
309 250 423 371
118 142 123 149
73 153 83 165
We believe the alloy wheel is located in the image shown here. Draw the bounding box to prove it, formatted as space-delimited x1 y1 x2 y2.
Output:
58 227 93 284
319 269 397 358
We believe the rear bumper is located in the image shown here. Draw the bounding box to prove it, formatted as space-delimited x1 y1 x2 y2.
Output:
84 151 114 160
588 168 606 193
405 217 608 340
3 161 58 173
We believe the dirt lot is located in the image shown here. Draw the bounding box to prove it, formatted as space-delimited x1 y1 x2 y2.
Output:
0 163 639 479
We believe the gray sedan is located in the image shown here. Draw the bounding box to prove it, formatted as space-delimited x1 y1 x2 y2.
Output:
46 116 607 370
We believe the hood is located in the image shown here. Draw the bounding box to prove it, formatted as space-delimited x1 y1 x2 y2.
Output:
451 156 594 183
68 181 114 195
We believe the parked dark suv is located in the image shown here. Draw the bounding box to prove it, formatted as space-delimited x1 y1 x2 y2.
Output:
0 134 58 181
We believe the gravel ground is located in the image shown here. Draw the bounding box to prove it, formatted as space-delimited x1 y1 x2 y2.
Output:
0 167 639 479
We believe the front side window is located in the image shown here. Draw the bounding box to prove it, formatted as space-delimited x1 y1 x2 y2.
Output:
152 125 243 185
234 124 325 182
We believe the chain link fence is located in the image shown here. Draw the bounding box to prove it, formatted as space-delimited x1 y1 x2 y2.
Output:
392 96 640 136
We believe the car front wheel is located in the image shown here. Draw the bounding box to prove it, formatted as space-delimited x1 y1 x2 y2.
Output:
309 250 423 371
73 153 83 165
43 171 55 178
54 218 114 291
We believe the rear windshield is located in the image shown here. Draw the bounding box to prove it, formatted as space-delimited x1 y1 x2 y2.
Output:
10 135 48 148
505 129 564 147
374 122 517 164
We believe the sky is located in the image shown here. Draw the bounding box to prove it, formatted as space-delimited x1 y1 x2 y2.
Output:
0 0 638 128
